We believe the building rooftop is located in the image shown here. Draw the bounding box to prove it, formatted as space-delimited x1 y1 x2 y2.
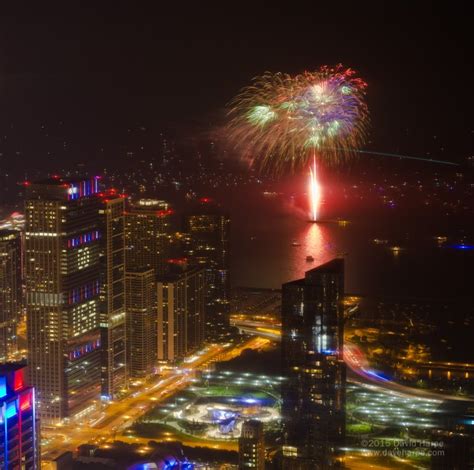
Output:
306 258 344 276
26 175 101 186
0 362 25 374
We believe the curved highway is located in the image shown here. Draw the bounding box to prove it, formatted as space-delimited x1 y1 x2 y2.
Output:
231 317 474 403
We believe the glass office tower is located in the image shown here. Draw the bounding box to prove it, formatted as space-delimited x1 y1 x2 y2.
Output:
281 259 346 468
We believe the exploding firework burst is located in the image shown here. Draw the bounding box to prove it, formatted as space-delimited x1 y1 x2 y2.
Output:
227 64 369 174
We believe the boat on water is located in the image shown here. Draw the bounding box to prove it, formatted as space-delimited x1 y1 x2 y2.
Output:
306 255 314 262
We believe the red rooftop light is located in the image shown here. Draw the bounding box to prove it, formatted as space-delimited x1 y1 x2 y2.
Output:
167 258 187 265
200 197 212 203
157 209 173 217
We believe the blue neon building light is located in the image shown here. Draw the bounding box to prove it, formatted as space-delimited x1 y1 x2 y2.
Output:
68 230 101 248
6 401 17 419
0 376 6 398
67 176 100 201
1 364 38 468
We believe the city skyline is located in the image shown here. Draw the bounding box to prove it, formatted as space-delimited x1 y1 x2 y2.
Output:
0 5 472 470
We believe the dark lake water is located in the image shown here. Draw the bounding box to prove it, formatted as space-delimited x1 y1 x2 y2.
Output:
229 188 473 298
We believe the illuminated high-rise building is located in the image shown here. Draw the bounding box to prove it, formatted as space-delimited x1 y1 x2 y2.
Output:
281 259 346 468
431 401 474 469
239 419 265 470
157 263 206 363
125 199 173 278
183 199 230 339
0 230 22 362
99 197 127 399
0 363 40 469
25 177 125 421
125 268 156 379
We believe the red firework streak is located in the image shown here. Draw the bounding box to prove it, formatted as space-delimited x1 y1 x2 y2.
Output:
308 154 321 222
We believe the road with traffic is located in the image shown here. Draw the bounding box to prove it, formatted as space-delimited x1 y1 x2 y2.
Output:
231 317 473 403
41 336 270 465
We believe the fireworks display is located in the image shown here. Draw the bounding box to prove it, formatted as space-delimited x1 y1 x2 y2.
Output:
227 64 369 174
228 65 369 221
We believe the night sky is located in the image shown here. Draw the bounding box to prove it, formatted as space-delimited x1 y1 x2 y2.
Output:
0 3 472 167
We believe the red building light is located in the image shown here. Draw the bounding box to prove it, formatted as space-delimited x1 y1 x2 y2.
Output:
157 209 174 217
20 391 32 411
167 258 187 265
13 369 24 391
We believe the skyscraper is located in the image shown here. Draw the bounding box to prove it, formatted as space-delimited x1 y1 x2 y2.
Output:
239 420 265 470
125 199 173 278
157 264 206 363
431 401 474 469
99 196 127 399
0 230 22 362
183 199 230 340
281 259 346 468
0 363 40 469
25 177 125 421
125 268 156 379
